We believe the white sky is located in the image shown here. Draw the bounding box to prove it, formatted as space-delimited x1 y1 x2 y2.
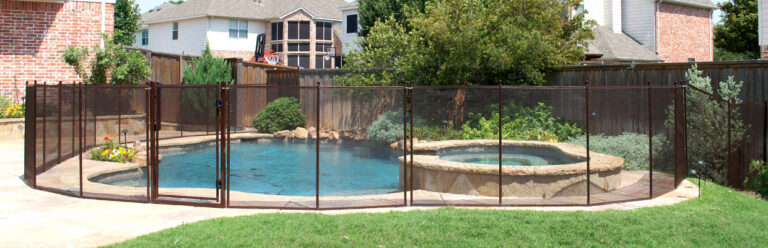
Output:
134 0 729 24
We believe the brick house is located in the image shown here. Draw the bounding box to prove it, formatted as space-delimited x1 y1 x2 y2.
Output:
136 0 347 69
0 0 114 101
582 0 716 63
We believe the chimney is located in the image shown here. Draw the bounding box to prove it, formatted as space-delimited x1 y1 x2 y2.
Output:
610 0 622 33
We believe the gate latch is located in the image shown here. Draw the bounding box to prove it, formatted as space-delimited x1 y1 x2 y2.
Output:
216 98 223 115
216 179 222 189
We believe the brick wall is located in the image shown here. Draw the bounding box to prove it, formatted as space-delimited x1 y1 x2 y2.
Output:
211 50 254 61
0 0 114 102
657 3 713 63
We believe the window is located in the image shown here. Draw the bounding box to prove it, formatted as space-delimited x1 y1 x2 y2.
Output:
315 55 332 69
172 22 178 40
141 30 148 45
316 22 332 40
287 55 310 68
270 22 283 40
229 20 248 39
287 43 310 52
316 43 333 53
346 14 358 34
270 43 283 52
287 21 310 40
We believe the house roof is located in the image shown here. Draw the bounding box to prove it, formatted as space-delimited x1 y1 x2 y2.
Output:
141 0 349 24
664 0 717 9
585 26 664 63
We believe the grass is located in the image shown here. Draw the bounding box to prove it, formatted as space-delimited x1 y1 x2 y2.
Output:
107 180 768 248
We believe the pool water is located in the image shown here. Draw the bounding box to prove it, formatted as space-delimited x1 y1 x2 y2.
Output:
438 145 583 166
96 139 402 196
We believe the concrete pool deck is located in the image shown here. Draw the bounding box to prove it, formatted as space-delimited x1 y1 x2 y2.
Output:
0 140 699 248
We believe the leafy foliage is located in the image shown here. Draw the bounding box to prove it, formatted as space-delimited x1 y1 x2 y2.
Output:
714 0 759 58
714 47 757 61
182 44 233 85
62 34 150 84
412 125 463 141
89 135 136 163
745 160 768 199
358 0 427 38
114 0 142 47
2 103 24 119
340 0 594 86
665 65 748 184
367 111 408 145
251 98 307 133
461 103 583 142
566 133 671 171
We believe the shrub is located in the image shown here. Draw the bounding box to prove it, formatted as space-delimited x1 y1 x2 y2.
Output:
412 125 463 141
181 44 233 124
462 102 583 142
0 96 10 111
565 133 671 171
368 111 406 145
745 161 768 199
89 134 136 163
62 34 149 85
251 97 306 133
2 103 24 119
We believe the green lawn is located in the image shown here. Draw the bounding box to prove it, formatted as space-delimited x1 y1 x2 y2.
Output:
107 181 768 248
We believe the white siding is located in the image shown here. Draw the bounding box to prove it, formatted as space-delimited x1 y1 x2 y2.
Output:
622 0 656 51
583 0 607 26
341 9 360 54
207 18 267 52
147 18 209 56
760 0 768 46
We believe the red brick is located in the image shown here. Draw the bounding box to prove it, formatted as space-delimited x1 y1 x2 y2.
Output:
657 3 713 62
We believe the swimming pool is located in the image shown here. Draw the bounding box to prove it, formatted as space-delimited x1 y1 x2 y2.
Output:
94 139 402 196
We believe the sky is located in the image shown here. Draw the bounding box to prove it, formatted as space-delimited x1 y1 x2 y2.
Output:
134 0 729 24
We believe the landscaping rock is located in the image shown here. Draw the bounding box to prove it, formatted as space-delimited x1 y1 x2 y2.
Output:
390 138 420 150
294 127 309 139
328 131 340 140
273 130 291 138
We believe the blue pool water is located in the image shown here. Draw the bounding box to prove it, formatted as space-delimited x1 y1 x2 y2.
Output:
98 139 402 196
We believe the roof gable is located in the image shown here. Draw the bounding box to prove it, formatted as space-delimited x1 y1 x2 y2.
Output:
142 0 348 24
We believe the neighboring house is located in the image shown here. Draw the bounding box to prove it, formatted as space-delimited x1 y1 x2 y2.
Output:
135 0 348 69
339 1 360 55
582 0 716 63
0 0 115 101
760 0 768 59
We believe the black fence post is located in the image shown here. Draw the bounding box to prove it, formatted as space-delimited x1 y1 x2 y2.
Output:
585 80 591 206
498 80 503 206
402 81 408 206
315 81 320 210
648 81 653 199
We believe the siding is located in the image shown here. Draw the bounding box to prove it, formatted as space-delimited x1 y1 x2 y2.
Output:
147 17 209 56
583 0 606 26
760 0 768 46
207 18 267 52
622 0 656 52
341 9 360 54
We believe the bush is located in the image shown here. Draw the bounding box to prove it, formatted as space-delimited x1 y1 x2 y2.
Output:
368 111 406 145
565 133 671 171
89 135 136 163
62 34 149 85
462 102 583 142
413 125 463 141
251 97 306 133
745 161 768 199
181 44 233 124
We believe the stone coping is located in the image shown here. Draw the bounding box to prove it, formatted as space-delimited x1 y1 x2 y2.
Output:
0 118 24 124
404 140 624 176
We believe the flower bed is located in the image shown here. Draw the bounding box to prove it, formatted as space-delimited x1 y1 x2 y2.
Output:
89 135 137 163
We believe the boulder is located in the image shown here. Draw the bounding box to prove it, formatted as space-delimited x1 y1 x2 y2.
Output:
294 127 309 139
390 138 420 150
328 131 340 140
273 130 291 138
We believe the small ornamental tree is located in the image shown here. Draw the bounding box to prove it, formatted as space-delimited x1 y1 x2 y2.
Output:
113 0 142 47
252 97 307 133
714 0 759 59
62 34 150 84
181 44 233 124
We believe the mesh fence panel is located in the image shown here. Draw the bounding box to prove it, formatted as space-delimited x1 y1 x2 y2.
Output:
686 87 730 185
35 84 81 196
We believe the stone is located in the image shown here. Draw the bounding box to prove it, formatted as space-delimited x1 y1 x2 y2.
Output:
294 127 309 139
273 130 291 138
328 131 340 140
319 132 329 139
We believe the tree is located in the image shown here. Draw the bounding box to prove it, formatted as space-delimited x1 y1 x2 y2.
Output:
169 0 185 4
182 44 233 85
341 0 594 86
714 0 759 59
358 0 427 37
113 0 142 47
62 34 150 84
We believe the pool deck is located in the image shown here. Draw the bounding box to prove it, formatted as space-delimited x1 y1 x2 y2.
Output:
1 139 699 248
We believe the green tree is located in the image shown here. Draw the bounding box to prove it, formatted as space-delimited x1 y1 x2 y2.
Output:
114 0 142 47
182 44 232 85
62 34 150 84
358 0 427 37
169 0 185 4
341 0 594 86
714 0 759 59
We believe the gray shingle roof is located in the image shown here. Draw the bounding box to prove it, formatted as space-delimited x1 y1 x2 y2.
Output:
142 0 349 23
585 26 664 63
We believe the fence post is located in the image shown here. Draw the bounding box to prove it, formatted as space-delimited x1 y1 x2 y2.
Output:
402 81 408 206
648 81 653 199
315 81 320 210
585 80 591 206
42 81 46 172
409 81 414 206
24 81 37 187
498 80 503 206
79 82 83 197
727 100 733 186
58 81 62 164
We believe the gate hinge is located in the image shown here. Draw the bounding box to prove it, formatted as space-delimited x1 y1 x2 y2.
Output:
152 123 158 131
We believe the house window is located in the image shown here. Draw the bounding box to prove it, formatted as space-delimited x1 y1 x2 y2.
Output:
346 14 358 34
315 55 332 69
270 22 283 40
141 30 148 45
270 43 283 52
229 20 248 39
287 55 310 68
172 22 178 40
287 21 310 40
316 22 332 41
287 43 310 52
316 43 332 53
